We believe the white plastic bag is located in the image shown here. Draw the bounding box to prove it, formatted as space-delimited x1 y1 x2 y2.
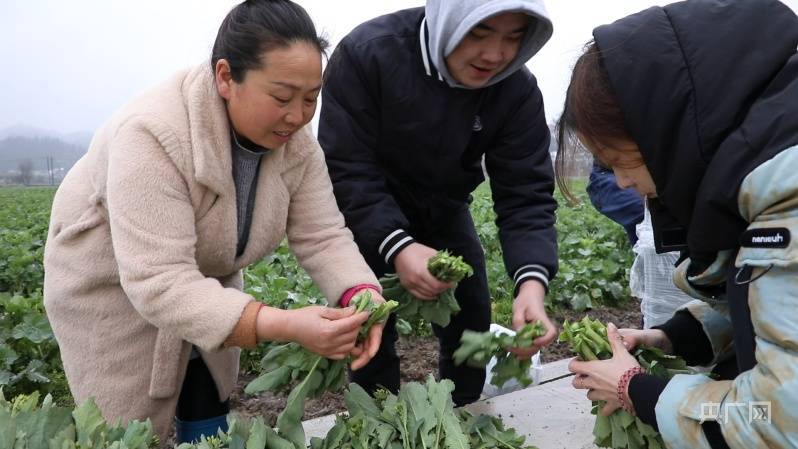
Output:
631 207 694 328
481 323 543 398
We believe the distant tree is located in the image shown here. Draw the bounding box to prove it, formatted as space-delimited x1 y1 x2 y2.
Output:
17 159 34 185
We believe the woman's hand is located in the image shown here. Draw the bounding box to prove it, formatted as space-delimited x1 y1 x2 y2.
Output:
394 243 453 299
257 305 369 360
617 328 673 353
349 288 386 371
569 323 641 416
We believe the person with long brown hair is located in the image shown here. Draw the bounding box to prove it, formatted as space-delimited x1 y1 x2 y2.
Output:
556 0 798 447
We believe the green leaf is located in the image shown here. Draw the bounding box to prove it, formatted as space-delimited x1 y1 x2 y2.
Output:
245 365 292 394
617 410 635 428
21 359 50 384
72 398 107 448
317 415 349 449
120 419 155 449
276 357 323 447
427 376 457 448
442 412 469 449
0 407 16 448
0 346 18 369
399 382 436 446
374 422 396 447
344 383 381 419
14 407 73 449
395 319 413 335
11 390 40 414
593 411 611 440
571 293 592 312
260 423 296 449
12 314 53 343
609 413 628 448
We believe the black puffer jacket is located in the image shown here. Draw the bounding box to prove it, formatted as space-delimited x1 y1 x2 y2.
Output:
319 7 557 291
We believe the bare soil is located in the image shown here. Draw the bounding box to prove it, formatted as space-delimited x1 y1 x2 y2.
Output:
229 335 439 425
229 299 642 424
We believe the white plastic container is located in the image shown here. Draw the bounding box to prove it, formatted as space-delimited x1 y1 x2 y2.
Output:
481 323 543 398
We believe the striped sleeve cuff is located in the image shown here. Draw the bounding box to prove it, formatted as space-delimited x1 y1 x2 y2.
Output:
378 229 416 265
513 264 550 294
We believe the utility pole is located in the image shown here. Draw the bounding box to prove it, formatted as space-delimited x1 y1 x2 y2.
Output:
48 156 55 185
46 156 52 185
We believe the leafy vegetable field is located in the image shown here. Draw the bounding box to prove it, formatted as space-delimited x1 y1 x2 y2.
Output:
0 181 634 443
0 188 69 405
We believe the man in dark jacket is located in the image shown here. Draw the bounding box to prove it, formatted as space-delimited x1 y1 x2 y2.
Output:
319 0 558 405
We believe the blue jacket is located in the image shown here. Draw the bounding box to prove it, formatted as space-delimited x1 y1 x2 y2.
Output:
318 7 557 292
586 163 644 245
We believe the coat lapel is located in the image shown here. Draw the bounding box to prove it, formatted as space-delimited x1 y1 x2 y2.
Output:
182 65 237 273
182 64 291 272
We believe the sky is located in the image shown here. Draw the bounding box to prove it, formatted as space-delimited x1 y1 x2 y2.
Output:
1 0 797 136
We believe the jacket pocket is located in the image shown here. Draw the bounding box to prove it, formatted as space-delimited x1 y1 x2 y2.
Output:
148 330 186 399
736 215 798 269
672 251 733 307
195 192 220 224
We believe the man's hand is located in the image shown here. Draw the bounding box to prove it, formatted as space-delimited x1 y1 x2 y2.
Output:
393 243 453 299
510 280 557 358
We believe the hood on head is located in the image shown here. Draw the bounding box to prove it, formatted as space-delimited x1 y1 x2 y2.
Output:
594 0 798 258
425 0 552 89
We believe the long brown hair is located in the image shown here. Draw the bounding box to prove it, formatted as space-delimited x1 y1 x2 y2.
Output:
555 42 639 203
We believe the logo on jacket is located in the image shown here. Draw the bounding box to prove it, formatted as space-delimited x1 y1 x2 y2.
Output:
740 228 790 248
472 115 483 132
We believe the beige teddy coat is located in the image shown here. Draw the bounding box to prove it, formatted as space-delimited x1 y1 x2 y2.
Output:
42 63 378 441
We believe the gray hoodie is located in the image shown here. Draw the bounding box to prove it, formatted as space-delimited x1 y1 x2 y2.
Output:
425 0 553 89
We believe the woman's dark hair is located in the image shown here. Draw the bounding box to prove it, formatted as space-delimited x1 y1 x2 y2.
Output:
555 42 637 203
210 0 329 82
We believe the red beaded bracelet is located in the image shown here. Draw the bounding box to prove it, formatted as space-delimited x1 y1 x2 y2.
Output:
617 366 645 415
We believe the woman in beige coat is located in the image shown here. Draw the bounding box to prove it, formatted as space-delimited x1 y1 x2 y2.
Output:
42 0 385 444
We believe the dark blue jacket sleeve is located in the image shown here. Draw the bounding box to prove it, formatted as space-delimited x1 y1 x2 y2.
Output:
586 163 644 245
484 79 558 294
318 41 414 269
